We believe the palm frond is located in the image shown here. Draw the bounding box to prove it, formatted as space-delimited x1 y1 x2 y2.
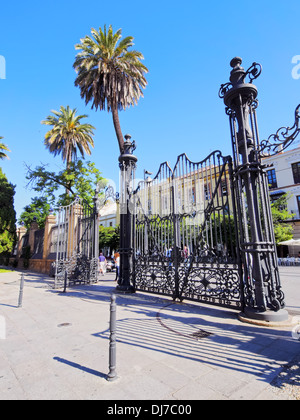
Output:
0 137 11 160
41 106 95 166
74 25 148 112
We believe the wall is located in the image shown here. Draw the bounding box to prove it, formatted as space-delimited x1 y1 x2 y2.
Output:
262 147 300 220
10 214 57 275
262 146 300 255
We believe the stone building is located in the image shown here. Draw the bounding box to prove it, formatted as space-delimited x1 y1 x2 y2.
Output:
262 145 300 255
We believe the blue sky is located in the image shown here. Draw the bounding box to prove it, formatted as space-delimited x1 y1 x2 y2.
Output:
0 0 300 221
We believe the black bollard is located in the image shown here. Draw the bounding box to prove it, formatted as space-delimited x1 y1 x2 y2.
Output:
63 270 67 293
106 293 118 381
18 273 25 308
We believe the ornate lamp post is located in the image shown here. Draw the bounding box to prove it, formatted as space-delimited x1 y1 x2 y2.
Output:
219 57 288 322
116 134 137 293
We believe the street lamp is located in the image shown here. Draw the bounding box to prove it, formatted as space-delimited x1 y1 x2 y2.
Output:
219 57 288 322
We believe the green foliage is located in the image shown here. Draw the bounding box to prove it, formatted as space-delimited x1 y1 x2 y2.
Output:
24 159 106 210
99 225 120 252
207 213 237 249
0 168 17 255
41 106 95 168
18 196 51 229
0 136 11 160
270 193 294 244
74 25 148 152
273 223 293 244
74 25 148 112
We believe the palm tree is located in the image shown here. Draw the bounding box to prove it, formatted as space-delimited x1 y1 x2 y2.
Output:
41 106 95 169
73 25 148 153
0 137 11 160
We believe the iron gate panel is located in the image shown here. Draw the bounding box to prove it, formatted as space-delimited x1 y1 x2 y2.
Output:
54 196 98 288
132 151 243 309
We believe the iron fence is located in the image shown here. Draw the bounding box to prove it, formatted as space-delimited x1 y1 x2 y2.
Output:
131 150 243 309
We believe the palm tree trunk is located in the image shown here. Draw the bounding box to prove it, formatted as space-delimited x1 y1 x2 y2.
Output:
112 106 124 153
65 159 71 197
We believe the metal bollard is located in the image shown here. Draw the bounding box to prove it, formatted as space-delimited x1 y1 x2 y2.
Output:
63 270 67 293
18 273 25 308
106 293 118 381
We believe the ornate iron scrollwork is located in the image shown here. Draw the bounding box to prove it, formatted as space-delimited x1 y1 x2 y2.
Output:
219 82 233 99
258 104 300 157
244 62 262 83
219 61 262 99
95 181 119 212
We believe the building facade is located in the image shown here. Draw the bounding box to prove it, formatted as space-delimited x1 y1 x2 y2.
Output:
262 146 300 253
99 200 119 227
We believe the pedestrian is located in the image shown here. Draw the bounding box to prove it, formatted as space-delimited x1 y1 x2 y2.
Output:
99 252 106 276
183 245 189 260
114 252 120 282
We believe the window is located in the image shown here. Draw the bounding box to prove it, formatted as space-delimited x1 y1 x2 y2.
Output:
188 186 196 204
204 184 211 200
267 169 277 189
270 193 286 210
292 162 300 184
221 181 228 196
147 199 152 215
297 196 300 215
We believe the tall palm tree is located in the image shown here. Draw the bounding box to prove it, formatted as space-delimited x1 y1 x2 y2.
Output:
73 25 148 153
41 106 95 169
0 137 11 160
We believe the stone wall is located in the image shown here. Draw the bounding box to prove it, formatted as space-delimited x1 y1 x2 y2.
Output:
10 214 57 275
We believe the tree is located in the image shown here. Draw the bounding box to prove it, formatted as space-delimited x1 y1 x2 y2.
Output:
0 136 11 160
41 106 95 170
270 193 294 244
0 168 16 256
18 196 51 230
99 225 120 253
73 24 148 153
24 159 105 210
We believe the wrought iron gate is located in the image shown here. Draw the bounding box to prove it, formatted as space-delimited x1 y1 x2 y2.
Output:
54 196 99 288
117 57 293 321
132 151 243 309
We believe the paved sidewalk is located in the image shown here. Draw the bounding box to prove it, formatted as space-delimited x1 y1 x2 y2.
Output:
0 267 299 401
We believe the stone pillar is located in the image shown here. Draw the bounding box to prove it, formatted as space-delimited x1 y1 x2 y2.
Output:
28 220 39 254
16 226 27 259
43 214 57 259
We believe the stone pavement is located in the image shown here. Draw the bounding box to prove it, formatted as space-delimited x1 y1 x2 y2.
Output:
0 267 299 401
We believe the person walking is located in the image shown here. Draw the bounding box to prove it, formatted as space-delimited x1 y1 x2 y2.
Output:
114 252 120 282
99 252 106 276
